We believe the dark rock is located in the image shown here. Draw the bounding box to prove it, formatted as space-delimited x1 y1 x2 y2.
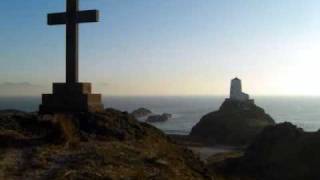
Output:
209 122 320 180
242 122 320 180
190 99 275 145
162 113 172 119
131 107 152 118
146 113 172 123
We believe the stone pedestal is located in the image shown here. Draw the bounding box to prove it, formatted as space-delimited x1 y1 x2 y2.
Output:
39 83 104 113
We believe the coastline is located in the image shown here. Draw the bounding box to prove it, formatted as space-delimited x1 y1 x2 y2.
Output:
169 134 244 162
1 96 320 132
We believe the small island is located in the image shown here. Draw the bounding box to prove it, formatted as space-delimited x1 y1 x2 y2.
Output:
131 108 173 123
146 113 173 123
131 107 152 118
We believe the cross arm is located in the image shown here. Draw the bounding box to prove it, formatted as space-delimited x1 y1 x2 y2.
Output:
48 12 66 25
47 10 99 25
78 10 99 23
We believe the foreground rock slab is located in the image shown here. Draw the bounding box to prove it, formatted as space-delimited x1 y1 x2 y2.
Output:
0 109 210 180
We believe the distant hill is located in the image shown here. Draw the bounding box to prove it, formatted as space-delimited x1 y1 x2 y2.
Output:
0 82 45 96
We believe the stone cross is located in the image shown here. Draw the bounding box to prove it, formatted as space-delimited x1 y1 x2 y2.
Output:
48 0 99 83
40 0 104 113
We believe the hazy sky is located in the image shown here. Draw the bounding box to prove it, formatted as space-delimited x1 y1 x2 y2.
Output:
1 0 320 96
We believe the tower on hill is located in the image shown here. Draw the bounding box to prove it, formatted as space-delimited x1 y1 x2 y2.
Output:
230 77 250 102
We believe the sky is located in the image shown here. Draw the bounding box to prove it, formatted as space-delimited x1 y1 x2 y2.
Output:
1 0 320 96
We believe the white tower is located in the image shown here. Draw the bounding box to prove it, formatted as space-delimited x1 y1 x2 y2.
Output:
230 77 249 101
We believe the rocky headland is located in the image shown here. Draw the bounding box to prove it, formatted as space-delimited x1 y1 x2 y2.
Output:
189 99 275 146
189 78 275 146
0 109 210 179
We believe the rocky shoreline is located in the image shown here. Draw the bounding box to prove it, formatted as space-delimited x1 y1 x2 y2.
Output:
2 106 320 180
170 122 320 180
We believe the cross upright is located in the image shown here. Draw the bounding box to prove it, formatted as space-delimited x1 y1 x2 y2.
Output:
48 0 99 84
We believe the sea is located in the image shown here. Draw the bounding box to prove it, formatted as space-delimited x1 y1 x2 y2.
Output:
1 96 320 134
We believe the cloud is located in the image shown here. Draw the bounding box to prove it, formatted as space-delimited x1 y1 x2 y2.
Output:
0 82 44 96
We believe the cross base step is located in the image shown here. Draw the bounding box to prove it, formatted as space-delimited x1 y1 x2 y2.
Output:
39 83 104 113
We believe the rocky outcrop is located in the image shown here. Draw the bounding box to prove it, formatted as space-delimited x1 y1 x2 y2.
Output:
209 122 320 180
242 122 320 180
131 107 152 118
190 99 275 145
146 113 172 123
163 113 173 119
0 109 210 179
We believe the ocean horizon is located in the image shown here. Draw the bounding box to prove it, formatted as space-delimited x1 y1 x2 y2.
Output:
1 95 320 134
